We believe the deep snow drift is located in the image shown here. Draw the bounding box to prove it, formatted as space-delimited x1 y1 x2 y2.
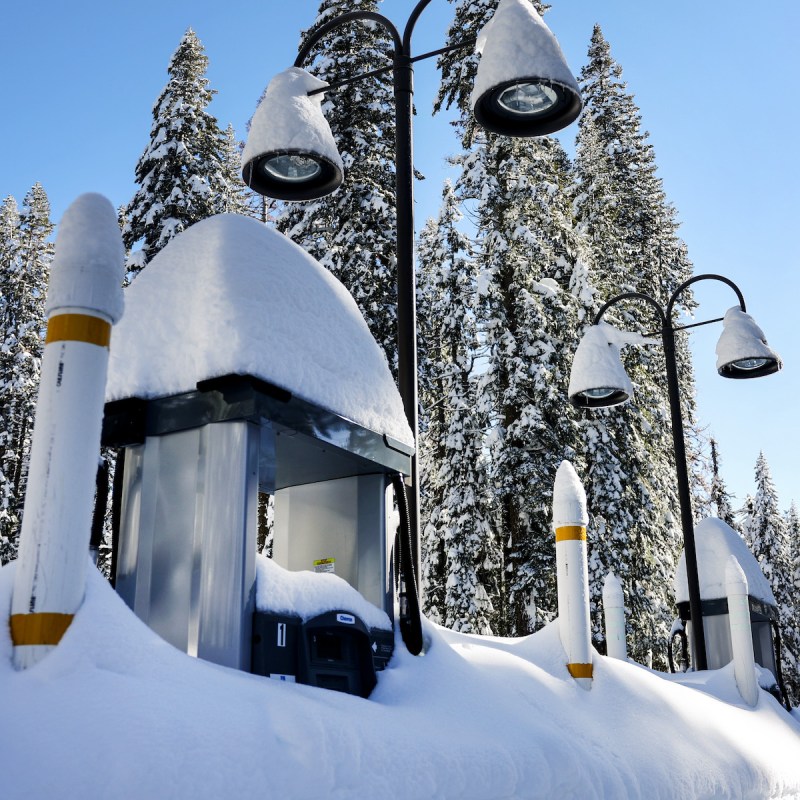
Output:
1 561 798 800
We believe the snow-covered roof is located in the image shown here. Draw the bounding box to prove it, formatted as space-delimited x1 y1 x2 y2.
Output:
674 517 776 605
105 214 412 446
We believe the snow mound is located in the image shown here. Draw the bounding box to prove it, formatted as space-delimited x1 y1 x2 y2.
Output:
1 559 799 799
105 214 412 446
674 517 776 605
256 554 391 630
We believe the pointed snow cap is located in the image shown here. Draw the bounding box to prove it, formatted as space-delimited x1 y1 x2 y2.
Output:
46 193 124 323
602 572 624 608
715 306 782 379
242 67 344 200
568 323 646 407
471 0 581 136
552 460 588 529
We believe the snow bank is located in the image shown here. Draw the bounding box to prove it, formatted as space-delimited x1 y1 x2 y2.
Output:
674 517 776 605
1 560 798 800
105 214 412 446
256 554 391 630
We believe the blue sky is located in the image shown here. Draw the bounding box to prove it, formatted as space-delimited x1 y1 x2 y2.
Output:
0 1 797 511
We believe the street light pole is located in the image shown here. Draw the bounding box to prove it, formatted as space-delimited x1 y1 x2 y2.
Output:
591 274 762 672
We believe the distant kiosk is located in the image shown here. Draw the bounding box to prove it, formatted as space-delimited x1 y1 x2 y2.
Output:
102 215 413 679
674 517 780 680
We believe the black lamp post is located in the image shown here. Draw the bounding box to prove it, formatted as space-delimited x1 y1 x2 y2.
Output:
242 0 582 654
568 274 782 671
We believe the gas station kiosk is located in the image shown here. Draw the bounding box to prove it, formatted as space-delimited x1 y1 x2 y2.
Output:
101 214 414 697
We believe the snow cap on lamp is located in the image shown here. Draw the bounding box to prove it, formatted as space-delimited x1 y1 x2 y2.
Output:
471 0 581 136
45 193 125 323
715 306 782 379
242 67 344 200
567 323 637 405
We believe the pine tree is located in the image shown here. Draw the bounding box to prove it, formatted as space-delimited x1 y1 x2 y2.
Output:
216 123 258 218
709 437 737 527
572 25 700 667
0 185 52 563
782 501 800 703
123 29 229 275
274 0 398 373
417 181 497 633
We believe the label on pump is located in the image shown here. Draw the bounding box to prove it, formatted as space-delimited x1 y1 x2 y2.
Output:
313 558 335 574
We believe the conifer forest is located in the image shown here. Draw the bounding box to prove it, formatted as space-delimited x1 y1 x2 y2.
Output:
0 1 797 701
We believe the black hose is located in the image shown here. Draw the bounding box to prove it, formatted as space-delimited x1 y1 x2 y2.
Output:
392 473 423 655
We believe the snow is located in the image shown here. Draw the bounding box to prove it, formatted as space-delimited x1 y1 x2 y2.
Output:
471 0 580 110
552 460 588 528
567 322 646 401
105 213 413 446
674 517 777 606
256 555 391 631
242 67 343 175
1 559 799 799
715 306 782 372
45 193 125 323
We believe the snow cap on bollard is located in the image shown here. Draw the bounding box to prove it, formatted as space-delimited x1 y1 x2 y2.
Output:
603 572 627 662
553 460 588 529
553 461 592 687
46 192 125 323
725 555 760 707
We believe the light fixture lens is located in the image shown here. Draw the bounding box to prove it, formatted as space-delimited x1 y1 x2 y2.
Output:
581 387 618 400
262 154 322 183
497 82 558 116
728 357 769 372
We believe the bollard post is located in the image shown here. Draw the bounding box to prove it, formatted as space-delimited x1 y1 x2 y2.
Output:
603 572 627 661
10 194 124 670
553 460 592 689
725 556 759 707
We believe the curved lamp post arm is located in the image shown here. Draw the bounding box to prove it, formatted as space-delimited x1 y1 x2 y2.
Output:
295 12 403 68
594 291 668 332
666 273 747 321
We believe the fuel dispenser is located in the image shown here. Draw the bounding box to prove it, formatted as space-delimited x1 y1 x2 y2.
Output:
101 215 415 696
672 518 787 701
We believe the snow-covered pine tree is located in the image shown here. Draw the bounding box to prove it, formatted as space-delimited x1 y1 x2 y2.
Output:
416 181 497 633
217 123 259 218
782 501 800 703
573 24 701 667
123 29 229 275
709 437 737 528
274 0 398 373
0 185 52 563
745 452 797 703
435 0 592 637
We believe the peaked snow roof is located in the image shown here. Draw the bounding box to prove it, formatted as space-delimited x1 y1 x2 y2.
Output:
674 517 776 606
106 214 412 446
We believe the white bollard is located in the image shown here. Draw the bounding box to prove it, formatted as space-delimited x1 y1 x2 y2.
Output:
603 572 627 661
10 194 124 670
553 460 592 689
725 556 759 707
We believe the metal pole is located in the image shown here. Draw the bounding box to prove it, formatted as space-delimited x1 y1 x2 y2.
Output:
661 321 708 670
392 52 422 587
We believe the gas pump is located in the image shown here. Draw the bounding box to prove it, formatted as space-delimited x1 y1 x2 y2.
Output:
102 214 415 696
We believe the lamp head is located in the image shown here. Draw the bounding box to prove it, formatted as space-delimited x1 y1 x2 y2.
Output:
568 324 633 409
471 0 582 137
715 307 782 380
242 67 344 201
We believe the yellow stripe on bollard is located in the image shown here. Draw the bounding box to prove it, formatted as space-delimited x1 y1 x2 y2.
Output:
10 613 74 646
555 525 587 542
45 313 111 348
567 662 593 679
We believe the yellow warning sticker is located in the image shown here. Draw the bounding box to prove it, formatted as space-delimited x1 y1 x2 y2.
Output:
313 558 335 574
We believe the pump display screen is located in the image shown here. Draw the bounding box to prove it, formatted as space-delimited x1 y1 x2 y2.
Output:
314 632 344 662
